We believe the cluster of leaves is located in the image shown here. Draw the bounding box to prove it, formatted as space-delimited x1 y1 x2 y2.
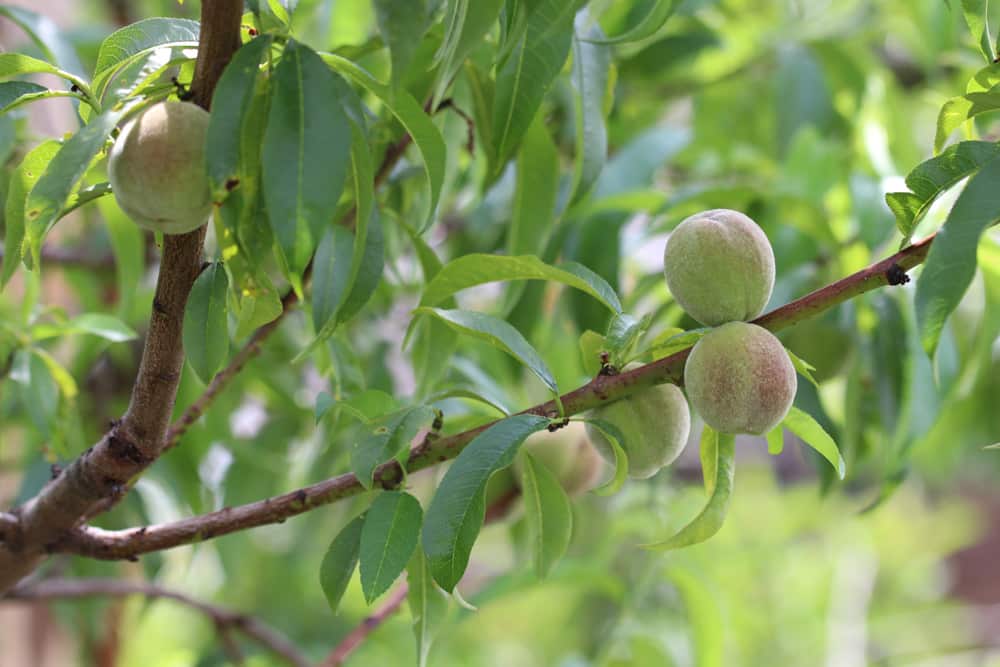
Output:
1 0 1000 664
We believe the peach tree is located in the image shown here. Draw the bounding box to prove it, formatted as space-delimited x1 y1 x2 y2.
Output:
0 0 999 664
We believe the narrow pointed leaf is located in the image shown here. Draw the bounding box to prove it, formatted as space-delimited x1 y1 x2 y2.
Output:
782 407 846 479
319 515 365 614
422 414 550 591
406 547 448 667
2 141 59 286
520 452 573 578
182 263 230 384
642 433 734 551
583 418 628 496
352 406 437 488
360 491 423 603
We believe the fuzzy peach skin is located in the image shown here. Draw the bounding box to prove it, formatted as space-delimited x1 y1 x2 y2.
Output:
108 101 213 235
586 364 691 479
684 321 797 435
662 208 775 326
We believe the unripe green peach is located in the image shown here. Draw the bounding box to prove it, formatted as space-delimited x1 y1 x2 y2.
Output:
516 422 605 496
780 312 851 382
585 365 691 479
684 321 796 435
108 101 212 235
662 209 775 326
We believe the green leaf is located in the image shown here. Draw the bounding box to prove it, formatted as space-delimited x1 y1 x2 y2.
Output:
699 425 718 496
91 18 199 103
785 347 819 389
24 106 129 267
643 433 734 551
492 0 576 169
10 350 58 437
425 388 511 416
263 40 350 277
30 347 76 398
321 53 446 232
583 418 628 496
422 414 550 591
360 491 424 603
414 308 558 395
31 313 136 343
312 225 356 334
419 254 622 313
431 0 505 106
647 328 709 359
337 389 400 423
206 35 273 201
336 210 384 325
569 16 610 204
2 140 59 287
319 515 365 615
519 451 573 579
582 0 679 44
0 54 89 98
96 45 196 115
960 0 994 62
766 427 784 455
885 141 1000 239
916 156 1000 357
578 329 605 376
351 406 437 488
374 0 427 88
782 407 847 479
604 313 648 366
406 547 448 667
508 114 559 256
0 6 84 76
182 263 230 384
667 568 724 667
0 81 63 115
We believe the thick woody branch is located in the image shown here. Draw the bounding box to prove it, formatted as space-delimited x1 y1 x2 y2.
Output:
4 578 310 667
0 0 244 594
58 235 934 560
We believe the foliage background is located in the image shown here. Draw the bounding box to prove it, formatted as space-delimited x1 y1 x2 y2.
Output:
1 0 999 665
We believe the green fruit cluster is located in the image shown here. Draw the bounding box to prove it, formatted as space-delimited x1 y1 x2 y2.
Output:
108 101 213 235
662 209 797 435
585 364 691 479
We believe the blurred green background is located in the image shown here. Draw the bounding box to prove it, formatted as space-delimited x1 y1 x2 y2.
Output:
1 0 1000 665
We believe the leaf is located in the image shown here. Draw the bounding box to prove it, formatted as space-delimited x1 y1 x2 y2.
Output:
785 347 819 389
338 389 400 423
699 425 718 496
569 15 610 204
583 418 628 496
420 254 622 313
406 547 448 667
582 0 679 45
431 0 505 106
2 140 59 287
519 452 573 578
206 35 273 201
604 313 648 365
642 433 734 551
31 313 136 343
782 407 847 479
30 347 76 398
0 6 84 76
312 225 356 334
960 0 995 62
352 406 437 488
916 156 1000 357
321 52 446 232
263 40 350 277
374 0 427 88
96 45 196 115
425 387 511 416
182 263 230 384
0 81 55 114
422 414 550 591
414 308 558 394
319 515 365 614
508 114 559 256
336 210 384 325
884 141 1000 239
360 491 424 603
766 427 784 455
91 18 200 103
24 106 129 267
492 0 576 169
10 350 58 437
578 329 605 376
647 328 709 359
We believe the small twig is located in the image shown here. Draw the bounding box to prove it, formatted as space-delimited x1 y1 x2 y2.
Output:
319 584 410 667
4 578 310 667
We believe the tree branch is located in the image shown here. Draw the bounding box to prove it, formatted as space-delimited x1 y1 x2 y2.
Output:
319 584 410 667
54 234 934 560
4 578 310 667
0 0 245 595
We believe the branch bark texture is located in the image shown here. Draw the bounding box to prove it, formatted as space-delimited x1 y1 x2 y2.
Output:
0 0 244 594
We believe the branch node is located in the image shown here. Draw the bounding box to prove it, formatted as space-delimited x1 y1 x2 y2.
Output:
886 263 910 286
